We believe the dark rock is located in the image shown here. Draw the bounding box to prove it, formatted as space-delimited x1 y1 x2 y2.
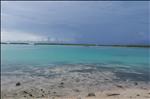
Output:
13 93 17 96
22 91 33 97
58 82 64 88
134 82 138 86
53 92 56 94
23 91 28 94
107 93 120 96
16 82 21 86
73 89 80 92
87 93 96 97
23 91 32 97
41 89 45 93
29 94 33 97
137 94 140 96
116 85 123 88
48 91 51 94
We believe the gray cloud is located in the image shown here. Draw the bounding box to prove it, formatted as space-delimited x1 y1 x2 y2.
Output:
1 1 149 44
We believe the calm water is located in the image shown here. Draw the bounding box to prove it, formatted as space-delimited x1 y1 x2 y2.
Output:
1 44 150 81
1 44 149 65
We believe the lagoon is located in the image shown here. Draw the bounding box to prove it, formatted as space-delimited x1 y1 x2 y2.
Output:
1 44 149 66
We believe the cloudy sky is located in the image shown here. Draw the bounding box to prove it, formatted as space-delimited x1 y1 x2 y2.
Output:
1 1 150 44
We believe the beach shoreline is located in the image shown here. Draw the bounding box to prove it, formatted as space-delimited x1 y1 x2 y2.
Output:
1 64 150 99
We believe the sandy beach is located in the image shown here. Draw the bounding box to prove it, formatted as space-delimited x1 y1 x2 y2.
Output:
2 88 150 99
1 64 150 99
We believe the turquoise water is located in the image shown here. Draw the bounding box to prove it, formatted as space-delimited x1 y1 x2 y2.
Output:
1 44 149 65
1 44 150 81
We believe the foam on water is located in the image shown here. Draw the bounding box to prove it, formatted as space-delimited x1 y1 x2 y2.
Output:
1 44 150 82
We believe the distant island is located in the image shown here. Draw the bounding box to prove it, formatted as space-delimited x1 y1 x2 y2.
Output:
1 42 150 48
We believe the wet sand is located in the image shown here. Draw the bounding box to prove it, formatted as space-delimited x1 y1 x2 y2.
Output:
1 64 150 99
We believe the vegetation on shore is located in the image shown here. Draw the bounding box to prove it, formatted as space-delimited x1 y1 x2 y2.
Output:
1 42 150 48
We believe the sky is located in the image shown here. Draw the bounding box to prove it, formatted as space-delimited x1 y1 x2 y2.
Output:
1 1 150 45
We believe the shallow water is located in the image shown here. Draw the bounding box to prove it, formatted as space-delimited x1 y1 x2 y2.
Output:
1 44 150 81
